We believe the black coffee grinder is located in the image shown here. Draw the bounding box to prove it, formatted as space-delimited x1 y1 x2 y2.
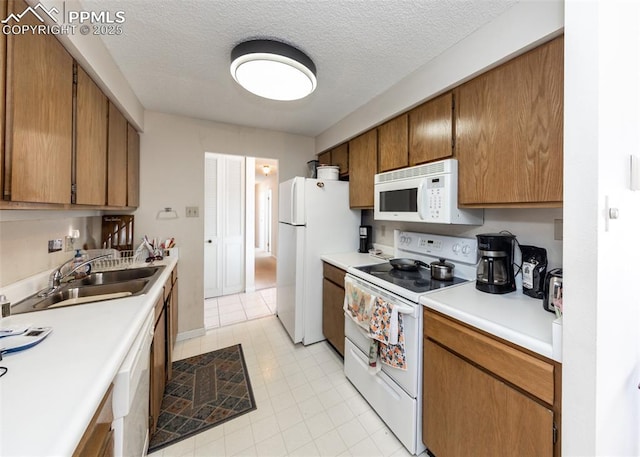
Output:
359 225 372 253
476 233 516 294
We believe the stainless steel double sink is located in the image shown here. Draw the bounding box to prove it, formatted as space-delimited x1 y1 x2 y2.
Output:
11 266 165 314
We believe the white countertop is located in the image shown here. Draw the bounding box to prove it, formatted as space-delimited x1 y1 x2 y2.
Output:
320 251 389 271
0 256 177 456
420 282 562 362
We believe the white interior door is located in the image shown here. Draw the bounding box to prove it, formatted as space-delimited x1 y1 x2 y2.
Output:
222 155 245 294
204 153 245 298
204 155 222 298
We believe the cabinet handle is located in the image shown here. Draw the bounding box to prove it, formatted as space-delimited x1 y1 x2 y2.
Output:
206 240 212 243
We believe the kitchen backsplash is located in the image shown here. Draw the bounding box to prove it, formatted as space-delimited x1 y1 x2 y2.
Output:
0 213 103 287
363 208 563 269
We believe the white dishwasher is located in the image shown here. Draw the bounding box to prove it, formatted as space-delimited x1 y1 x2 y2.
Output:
112 308 154 457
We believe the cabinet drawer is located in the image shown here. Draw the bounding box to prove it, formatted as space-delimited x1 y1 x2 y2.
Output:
323 262 347 286
424 309 554 405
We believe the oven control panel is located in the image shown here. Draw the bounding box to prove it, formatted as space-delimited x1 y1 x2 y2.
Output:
396 231 477 265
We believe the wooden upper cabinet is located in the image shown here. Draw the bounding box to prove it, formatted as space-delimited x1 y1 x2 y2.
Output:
318 150 331 166
318 144 349 176
377 114 408 172
348 129 377 208
409 92 454 166
127 124 140 207
0 1 6 199
332 143 349 175
76 66 108 205
456 37 564 206
107 102 128 207
4 0 73 203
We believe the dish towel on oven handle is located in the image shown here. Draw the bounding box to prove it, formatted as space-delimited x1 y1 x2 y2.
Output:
344 278 380 373
344 277 376 331
343 278 407 371
370 297 407 371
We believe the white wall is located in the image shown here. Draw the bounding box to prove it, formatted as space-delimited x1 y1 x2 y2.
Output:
564 1 640 455
0 212 101 288
135 111 315 335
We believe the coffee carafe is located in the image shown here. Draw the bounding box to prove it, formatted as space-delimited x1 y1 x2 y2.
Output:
476 233 516 294
359 225 372 253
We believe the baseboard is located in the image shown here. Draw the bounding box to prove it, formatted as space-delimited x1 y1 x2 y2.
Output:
177 328 206 342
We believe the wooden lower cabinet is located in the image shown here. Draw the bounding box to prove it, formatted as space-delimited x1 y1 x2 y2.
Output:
73 385 114 457
150 296 166 435
423 309 559 457
322 262 347 356
164 265 179 380
424 340 553 457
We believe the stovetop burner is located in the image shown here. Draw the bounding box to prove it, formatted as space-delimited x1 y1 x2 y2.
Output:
356 262 468 293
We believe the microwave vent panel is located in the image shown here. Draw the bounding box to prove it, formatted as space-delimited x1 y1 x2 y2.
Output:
375 159 452 183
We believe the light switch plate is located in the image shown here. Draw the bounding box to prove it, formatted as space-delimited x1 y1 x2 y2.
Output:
186 206 199 218
64 236 74 252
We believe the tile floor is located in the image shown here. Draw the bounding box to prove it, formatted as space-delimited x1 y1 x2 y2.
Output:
204 288 276 329
152 315 428 457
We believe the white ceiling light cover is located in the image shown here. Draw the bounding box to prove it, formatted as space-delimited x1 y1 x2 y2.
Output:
230 40 317 101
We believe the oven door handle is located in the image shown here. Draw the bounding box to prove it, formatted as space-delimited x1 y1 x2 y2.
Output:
395 304 415 315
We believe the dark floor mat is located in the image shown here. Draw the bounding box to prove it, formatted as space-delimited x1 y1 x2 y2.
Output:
148 344 256 453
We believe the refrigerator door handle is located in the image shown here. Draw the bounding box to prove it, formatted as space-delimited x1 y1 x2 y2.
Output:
291 179 297 224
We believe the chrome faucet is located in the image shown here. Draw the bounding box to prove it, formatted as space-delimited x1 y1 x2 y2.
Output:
38 254 112 297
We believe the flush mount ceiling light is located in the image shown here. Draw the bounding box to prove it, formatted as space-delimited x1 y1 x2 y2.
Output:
230 39 317 101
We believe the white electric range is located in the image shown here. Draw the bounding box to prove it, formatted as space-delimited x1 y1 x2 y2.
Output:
344 230 478 455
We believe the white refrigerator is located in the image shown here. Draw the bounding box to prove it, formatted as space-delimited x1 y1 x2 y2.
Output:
276 177 360 344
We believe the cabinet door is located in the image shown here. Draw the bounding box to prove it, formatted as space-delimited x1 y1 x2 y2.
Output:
456 37 563 206
0 1 6 199
377 114 408 172
331 143 349 175
5 0 73 203
171 273 179 349
424 339 554 457
127 124 140 207
150 303 166 434
409 92 453 166
322 278 345 356
318 150 331 166
76 67 108 205
107 101 128 206
164 278 173 382
348 129 377 208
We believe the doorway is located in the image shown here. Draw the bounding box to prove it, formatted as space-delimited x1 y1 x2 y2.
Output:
203 153 278 329
254 159 278 291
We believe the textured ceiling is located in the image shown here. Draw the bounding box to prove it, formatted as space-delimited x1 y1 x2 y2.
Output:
80 0 518 136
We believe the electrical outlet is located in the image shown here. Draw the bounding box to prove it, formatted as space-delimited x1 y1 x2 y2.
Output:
64 236 75 252
48 239 63 253
186 206 199 217
554 219 563 240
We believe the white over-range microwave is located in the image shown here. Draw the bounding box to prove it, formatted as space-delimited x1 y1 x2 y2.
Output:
374 158 483 225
